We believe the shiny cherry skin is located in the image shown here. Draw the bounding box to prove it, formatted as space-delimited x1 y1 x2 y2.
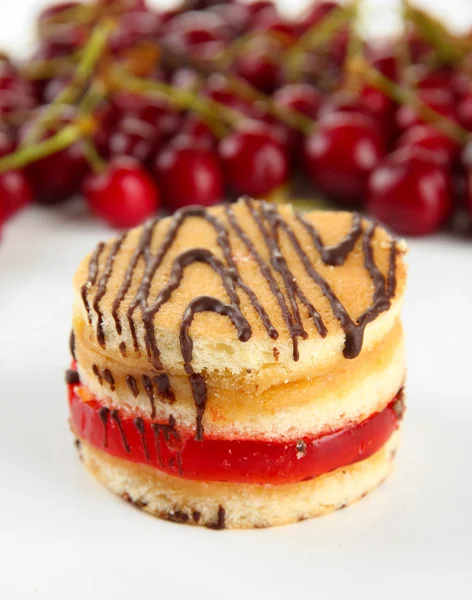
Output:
83 157 159 228
0 170 33 219
219 121 289 196
20 111 88 205
110 10 163 52
365 41 399 82
162 11 230 52
466 170 472 218
179 114 216 149
304 112 385 203
396 88 457 133
396 124 459 167
458 92 472 131
273 83 321 119
251 10 297 44
234 37 282 93
245 1 278 19
112 92 181 140
106 117 161 164
204 73 252 114
155 141 223 211
367 147 452 236
0 130 14 156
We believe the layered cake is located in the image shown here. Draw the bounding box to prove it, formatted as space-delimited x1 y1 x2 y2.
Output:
68 197 407 529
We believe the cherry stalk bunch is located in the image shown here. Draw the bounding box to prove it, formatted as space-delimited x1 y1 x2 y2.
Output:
1 0 472 237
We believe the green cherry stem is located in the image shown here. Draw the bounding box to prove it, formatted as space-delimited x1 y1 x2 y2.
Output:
360 64 469 144
23 19 114 146
0 118 95 174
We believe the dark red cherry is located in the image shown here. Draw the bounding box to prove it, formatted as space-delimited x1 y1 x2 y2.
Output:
245 1 278 19
415 67 455 92
207 4 250 35
395 88 457 133
112 92 181 139
204 73 252 114
0 170 33 219
297 1 337 32
466 170 472 218
106 117 161 164
396 124 459 167
367 147 451 236
83 157 159 228
20 109 88 205
273 83 321 118
365 41 399 82
252 10 297 44
163 11 230 52
155 142 223 210
179 114 216 149
458 92 472 131
110 10 162 53
304 112 385 203
0 130 15 156
219 121 289 196
234 37 282 93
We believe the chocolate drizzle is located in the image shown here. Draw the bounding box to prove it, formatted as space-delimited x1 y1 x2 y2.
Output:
80 200 400 441
126 375 139 398
151 415 182 475
142 374 156 419
69 330 76 360
81 242 105 323
102 368 115 391
98 406 110 448
134 417 150 460
65 369 80 385
111 409 130 453
92 364 102 385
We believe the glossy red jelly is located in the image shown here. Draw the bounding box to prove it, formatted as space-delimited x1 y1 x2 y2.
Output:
69 381 400 485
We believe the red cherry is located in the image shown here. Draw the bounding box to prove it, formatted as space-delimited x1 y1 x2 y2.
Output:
273 83 321 119
304 113 385 203
83 157 159 228
155 142 223 210
204 73 252 114
366 41 399 82
396 88 457 133
458 92 472 131
396 124 459 167
0 130 15 156
234 37 282 93
367 148 452 236
179 114 216 149
207 4 250 35
245 1 278 19
415 67 455 92
112 92 181 139
252 10 297 44
0 170 33 219
38 1 80 21
163 11 230 52
20 109 88 205
298 1 337 31
106 117 160 164
466 170 472 218
110 10 162 52
219 121 289 196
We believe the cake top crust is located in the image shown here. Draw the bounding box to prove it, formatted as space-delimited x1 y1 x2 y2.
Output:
74 197 406 366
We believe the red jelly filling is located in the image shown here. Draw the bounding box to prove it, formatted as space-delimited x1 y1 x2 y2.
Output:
69 381 401 485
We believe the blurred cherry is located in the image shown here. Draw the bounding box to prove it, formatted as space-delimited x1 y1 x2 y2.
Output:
273 83 321 119
396 124 459 167
396 88 457 133
106 117 160 164
0 171 33 219
304 112 385 203
155 141 223 210
83 157 159 228
162 10 230 53
458 92 472 131
234 37 282 93
179 114 216 149
367 147 452 235
208 3 250 35
219 121 289 196
110 10 162 53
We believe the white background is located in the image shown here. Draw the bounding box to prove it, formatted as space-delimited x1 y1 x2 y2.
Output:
1 2 472 599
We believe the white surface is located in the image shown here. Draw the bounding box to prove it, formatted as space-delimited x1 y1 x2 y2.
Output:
1 0 472 598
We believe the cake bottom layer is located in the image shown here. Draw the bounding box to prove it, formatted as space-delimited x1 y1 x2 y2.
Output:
76 431 399 529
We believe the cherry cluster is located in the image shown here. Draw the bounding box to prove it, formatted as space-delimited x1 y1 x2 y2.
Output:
1 0 472 236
